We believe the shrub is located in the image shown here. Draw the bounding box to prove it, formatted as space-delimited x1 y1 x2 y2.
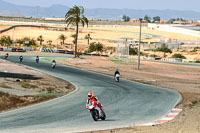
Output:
172 53 186 59
129 47 138 55
88 42 103 53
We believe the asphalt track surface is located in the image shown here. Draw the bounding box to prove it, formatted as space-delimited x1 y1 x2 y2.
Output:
0 55 181 133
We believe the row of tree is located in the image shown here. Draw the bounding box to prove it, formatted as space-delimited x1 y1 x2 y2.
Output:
0 34 68 47
122 14 187 24
144 15 160 23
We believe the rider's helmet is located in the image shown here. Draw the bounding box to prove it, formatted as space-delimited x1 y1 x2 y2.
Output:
88 91 93 98
52 60 55 62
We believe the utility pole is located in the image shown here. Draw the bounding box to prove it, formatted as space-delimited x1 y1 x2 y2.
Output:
137 18 142 70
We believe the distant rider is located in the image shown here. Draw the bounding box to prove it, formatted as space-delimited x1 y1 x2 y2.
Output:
86 92 103 112
36 55 39 62
114 68 120 78
19 55 23 62
52 60 56 64
4 53 9 59
51 60 56 67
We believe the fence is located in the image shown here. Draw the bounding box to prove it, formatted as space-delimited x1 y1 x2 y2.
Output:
115 39 130 58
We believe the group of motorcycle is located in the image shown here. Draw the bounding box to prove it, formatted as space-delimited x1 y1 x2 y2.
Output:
4 53 121 122
3 53 56 69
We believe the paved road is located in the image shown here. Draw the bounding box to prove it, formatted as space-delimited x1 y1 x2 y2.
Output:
0 55 181 133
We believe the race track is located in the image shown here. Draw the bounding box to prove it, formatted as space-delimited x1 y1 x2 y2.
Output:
0 55 181 133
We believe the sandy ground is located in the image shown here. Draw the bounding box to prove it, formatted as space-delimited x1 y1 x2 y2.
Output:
0 59 74 112
56 56 200 133
0 24 198 51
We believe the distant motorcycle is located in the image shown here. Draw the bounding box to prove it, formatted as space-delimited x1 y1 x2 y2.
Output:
51 62 56 69
115 74 120 82
4 53 8 59
36 58 39 63
19 56 23 62
87 102 106 121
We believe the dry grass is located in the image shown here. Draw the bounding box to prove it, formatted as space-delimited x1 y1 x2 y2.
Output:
0 82 11 89
20 79 38 89
0 91 55 112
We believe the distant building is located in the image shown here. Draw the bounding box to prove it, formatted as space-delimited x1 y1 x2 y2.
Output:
130 19 147 23
160 20 168 24
173 21 188 24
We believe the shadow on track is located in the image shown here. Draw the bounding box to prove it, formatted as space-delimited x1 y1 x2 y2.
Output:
0 72 41 80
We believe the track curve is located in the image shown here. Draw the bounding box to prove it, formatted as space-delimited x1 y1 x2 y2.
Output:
0 55 181 133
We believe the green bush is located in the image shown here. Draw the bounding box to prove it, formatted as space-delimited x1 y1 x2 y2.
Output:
190 48 198 52
195 60 200 63
88 42 103 53
129 47 138 55
172 53 186 59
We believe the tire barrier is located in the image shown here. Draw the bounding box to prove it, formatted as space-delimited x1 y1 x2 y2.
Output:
40 48 109 57
40 48 56 53
0 48 26 52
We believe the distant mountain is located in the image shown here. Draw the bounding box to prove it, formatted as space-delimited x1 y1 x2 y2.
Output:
0 0 200 20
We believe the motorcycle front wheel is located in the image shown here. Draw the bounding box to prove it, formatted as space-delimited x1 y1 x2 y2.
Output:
101 110 106 120
91 110 98 121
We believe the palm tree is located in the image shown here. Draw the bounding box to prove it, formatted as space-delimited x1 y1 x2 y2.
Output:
37 35 44 46
84 33 92 45
0 36 13 48
65 5 89 57
58 34 67 45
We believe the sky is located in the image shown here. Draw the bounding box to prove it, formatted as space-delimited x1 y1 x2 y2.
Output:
3 0 200 12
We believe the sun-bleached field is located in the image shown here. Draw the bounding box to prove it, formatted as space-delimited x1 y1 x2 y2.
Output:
1 23 198 48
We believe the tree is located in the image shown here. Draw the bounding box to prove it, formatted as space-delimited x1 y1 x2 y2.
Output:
17 37 36 47
144 15 151 23
153 16 160 23
37 35 44 46
122 15 130 22
0 36 12 48
65 5 89 57
58 34 67 45
84 33 92 45
156 43 172 57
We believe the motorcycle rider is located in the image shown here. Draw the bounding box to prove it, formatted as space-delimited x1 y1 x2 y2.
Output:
19 55 23 62
36 55 39 63
51 60 56 68
114 68 120 79
86 92 103 115
4 53 9 59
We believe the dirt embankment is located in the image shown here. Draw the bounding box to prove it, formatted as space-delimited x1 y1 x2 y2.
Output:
0 59 74 112
57 56 200 133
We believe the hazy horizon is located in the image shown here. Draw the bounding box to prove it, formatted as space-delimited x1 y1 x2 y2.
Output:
3 0 200 12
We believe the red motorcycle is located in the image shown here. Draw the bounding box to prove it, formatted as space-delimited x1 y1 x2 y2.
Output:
4 53 8 59
86 101 106 121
